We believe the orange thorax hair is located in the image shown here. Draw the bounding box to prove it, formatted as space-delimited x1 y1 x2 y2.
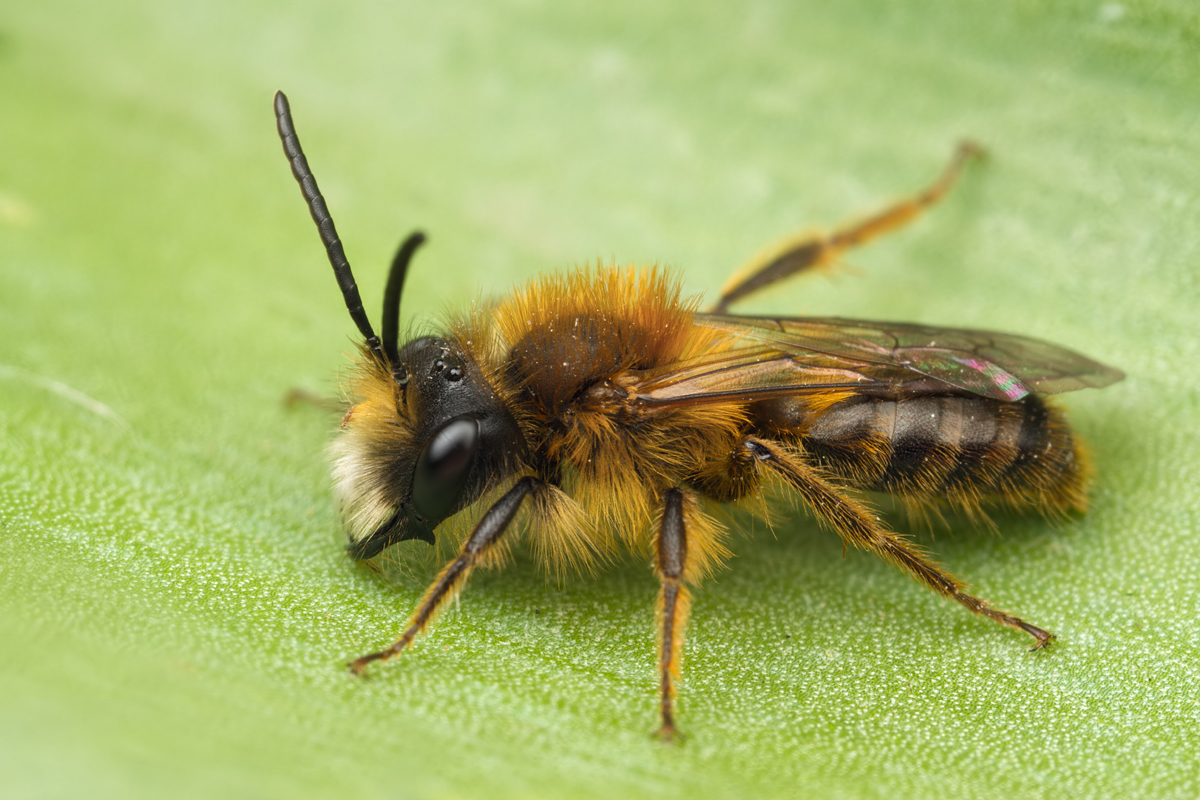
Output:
442 265 747 562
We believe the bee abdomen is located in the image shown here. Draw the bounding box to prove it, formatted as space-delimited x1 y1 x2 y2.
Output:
796 394 1087 513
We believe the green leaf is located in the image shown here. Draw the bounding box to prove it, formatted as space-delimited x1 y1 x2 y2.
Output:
2 1 1197 798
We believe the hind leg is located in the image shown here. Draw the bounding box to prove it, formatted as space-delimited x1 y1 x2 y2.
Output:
697 435 1053 648
743 436 1053 648
712 142 982 312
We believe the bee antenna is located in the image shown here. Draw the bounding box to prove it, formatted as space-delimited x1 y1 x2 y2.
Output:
381 231 427 367
274 91 386 364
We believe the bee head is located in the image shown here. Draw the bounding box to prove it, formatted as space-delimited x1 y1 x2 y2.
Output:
333 336 523 560
274 91 522 561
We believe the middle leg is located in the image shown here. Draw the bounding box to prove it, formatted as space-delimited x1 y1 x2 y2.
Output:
654 488 691 741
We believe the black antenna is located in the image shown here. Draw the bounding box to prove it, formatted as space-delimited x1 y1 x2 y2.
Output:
274 91 386 364
381 231 426 368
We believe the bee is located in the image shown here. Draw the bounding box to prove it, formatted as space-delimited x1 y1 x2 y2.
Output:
274 91 1123 740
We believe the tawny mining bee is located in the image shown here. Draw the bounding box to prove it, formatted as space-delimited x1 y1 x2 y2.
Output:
274 91 1122 740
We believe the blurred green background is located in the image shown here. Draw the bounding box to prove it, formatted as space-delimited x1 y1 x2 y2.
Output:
2 1 1197 798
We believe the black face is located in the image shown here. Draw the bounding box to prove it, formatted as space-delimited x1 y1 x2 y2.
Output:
346 337 525 560
273 93 524 561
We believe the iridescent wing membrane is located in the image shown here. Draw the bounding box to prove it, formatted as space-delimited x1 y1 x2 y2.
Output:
632 315 1124 407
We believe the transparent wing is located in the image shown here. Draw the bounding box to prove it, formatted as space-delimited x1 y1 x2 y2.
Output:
631 314 1123 407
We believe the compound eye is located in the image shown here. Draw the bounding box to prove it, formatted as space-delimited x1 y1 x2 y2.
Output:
411 416 480 522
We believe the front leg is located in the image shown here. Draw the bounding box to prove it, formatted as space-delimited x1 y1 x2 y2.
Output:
350 476 540 674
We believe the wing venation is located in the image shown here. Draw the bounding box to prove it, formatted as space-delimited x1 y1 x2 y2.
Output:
630 314 1123 408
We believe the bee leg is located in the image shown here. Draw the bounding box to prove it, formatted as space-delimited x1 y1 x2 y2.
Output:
712 141 983 312
653 488 693 742
349 476 541 675
745 438 1055 650
282 387 345 413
